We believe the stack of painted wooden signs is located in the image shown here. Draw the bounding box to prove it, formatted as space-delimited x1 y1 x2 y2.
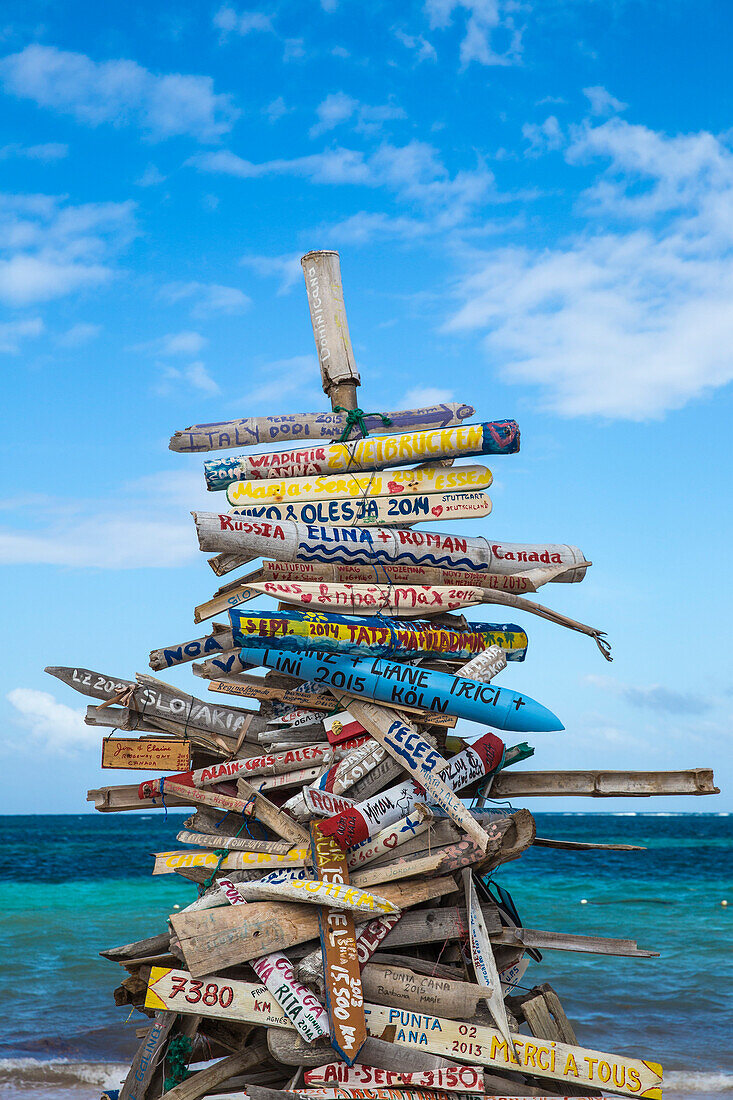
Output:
49 251 719 1100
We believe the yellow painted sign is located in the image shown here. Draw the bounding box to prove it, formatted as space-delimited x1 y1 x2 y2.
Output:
226 463 491 505
152 848 308 874
101 737 190 771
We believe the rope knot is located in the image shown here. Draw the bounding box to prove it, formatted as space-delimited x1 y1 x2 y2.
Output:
334 406 392 442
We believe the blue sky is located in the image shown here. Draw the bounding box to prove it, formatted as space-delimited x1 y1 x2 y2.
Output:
0 0 730 813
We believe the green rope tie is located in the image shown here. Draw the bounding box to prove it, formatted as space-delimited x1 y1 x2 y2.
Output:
334 406 392 442
164 1033 194 1091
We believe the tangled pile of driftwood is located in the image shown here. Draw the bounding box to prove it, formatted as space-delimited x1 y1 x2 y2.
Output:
50 251 718 1100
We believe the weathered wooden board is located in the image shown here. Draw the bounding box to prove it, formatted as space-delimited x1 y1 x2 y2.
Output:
140 777 254 817
260 559 573 593
225 873 400 917
230 492 492 527
329 699 493 852
311 822 367 1064
217 877 329 1043
177 831 293 855
171 877 457 978
192 515 588 582
207 679 335 711
101 737 191 771
227 464 492 505
489 769 719 797
149 629 236 671
363 1004 663 1098
250 581 609 657
229 610 528 664
359 963 493 1020
47 666 261 748
153 849 309 874
206 678 458 729
146 967 291 1027
118 1011 176 1100
303 249 360 403
170 404 476 453
304 788 359 817
189 744 336 786
205 423 519 489
464 869 513 1045
317 732 505 848
346 807 434 872
220 647 562 732
304 1065 485 1092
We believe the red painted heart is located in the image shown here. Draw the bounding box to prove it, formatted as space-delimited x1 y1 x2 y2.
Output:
383 835 398 848
431 505 444 517
301 593 312 602
387 481 404 493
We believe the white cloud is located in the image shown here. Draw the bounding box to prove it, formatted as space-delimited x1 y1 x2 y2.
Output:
402 385 455 406
191 139 496 224
0 44 238 142
0 141 68 160
137 330 208 356
164 360 220 394
213 6 274 39
394 28 437 63
0 192 134 305
586 674 711 716
161 280 251 316
583 86 627 117
0 470 208 569
424 0 522 67
136 164 166 186
240 251 304 294
238 354 321 407
57 322 101 347
0 317 43 352
522 115 563 157
264 96 288 123
444 116 733 418
309 93 405 138
6 688 96 752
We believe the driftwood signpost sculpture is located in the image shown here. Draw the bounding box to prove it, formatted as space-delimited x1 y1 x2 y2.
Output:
46 249 719 1100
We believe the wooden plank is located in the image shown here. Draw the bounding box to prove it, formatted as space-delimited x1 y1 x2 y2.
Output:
464 869 513 1046
169 402 476 453
193 515 589 583
235 776 311 845
101 737 191 771
359 962 493 1021
176 830 292 854
230 491 492 527
489 768 719 797
46 666 262 747
152 849 308 875
226 464 492 505
171 877 456 978
146 967 291 1027
533 837 645 851
259 558 579 593
363 1004 663 1098
187 744 336 786
206 677 458 728
217 877 329 1043
118 1010 176 1100
229 610 528 664
88 783 191 812
303 1066 485 1092
302 249 360 406
222 873 401 917
204 422 519 489
316 731 505 849
218 647 562 732
141 777 254 818
346 807 434 872
330 699 492 852
491 928 658 958
149 629 236 671
252 581 609 658
310 822 367 1064
266 1030 460 1071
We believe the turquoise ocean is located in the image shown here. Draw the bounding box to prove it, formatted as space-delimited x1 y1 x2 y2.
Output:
0 812 730 1099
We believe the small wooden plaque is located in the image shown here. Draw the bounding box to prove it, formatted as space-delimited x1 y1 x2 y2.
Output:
102 737 191 771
